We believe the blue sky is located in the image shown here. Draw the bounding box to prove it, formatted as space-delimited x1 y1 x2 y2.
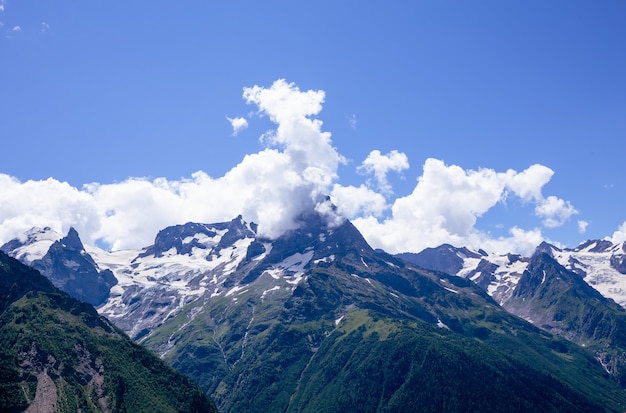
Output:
1 1 625 254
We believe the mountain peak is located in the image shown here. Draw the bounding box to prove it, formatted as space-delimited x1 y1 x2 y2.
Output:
0 227 64 264
59 227 85 251
532 241 561 258
138 217 257 259
395 244 483 276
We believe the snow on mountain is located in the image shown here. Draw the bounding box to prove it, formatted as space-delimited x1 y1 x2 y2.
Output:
5 210 626 345
91 217 259 339
1 226 116 306
400 240 626 308
550 240 626 307
0 226 63 264
459 252 528 305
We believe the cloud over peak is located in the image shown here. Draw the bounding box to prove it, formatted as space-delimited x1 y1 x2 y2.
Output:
0 80 597 255
0 79 345 250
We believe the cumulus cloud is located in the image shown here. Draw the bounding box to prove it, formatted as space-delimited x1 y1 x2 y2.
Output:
330 184 388 218
347 159 570 255
608 221 626 244
0 174 101 247
357 150 409 194
0 80 585 256
534 196 578 228
0 79 345 250
502 164 554 202
226 116 248 135
578 220 589 234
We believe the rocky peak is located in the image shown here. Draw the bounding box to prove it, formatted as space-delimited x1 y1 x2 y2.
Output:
139 216 257 259
396 244 483 276
575 239 614 253
58 227 84 251
215 215 257 251
27 228 117 307
532 241 561 258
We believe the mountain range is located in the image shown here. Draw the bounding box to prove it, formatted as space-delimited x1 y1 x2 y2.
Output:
4 203 626 412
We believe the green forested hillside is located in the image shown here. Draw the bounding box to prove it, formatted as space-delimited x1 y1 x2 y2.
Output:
506 252 626 386
290 309 612 412
0 251 217 413
142 226 626 413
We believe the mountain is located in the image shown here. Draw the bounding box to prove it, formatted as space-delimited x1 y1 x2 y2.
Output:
399 239 626 308
0 250 217 413
506 252 626 386
399 240 626 385
396 244 486 277
399 245 530 305
6 209 626 412
94 215 259 340
138 213 626 412
1 227 117 307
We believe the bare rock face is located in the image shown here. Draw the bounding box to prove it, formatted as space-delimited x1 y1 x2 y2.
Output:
1 227 117 307
610 243 626 274
18 341 110 413
25 370 57 413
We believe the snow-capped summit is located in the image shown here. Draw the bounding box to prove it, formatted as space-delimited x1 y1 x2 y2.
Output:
6 212 626 407
137 216 257 259
0 226 63 264
399 239 626 308
1 227 117 307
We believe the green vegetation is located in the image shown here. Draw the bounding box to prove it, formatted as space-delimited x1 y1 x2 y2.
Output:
290 309 611 412
0 251 217 413
506 253 626 386
144 251 626 412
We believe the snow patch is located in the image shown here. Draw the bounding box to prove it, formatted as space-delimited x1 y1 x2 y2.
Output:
261 286 281 300
314 254 335 264
437 318 450 330
265 250 314 285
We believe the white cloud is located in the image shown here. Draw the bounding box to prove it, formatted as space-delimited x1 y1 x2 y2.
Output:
349 159 569 255
0 80 586 257
330 184 388 218
467 226 546 257
0 174 102 248
357 150 409 194
577 220 589 234
534 196 578 228
11 25 20 32
503 164 554 202
41 21 50 32
608 221 626 244
0 79 345 250
226 116 248 135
